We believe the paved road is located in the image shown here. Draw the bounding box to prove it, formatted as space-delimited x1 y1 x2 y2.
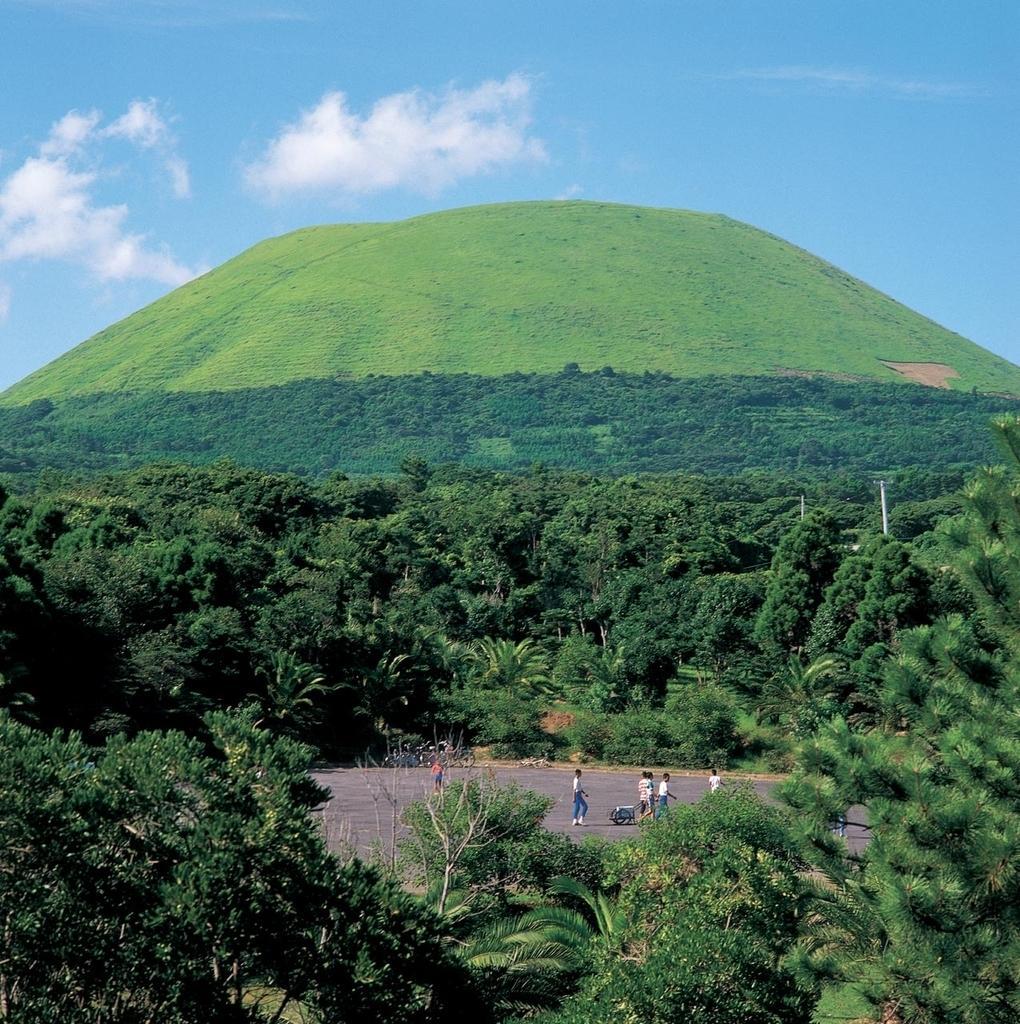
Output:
312 764 869 859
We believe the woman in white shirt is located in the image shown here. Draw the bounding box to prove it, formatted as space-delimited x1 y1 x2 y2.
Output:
572 769 588 825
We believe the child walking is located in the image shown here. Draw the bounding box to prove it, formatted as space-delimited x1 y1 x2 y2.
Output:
639 771 654 819
656 772 676 818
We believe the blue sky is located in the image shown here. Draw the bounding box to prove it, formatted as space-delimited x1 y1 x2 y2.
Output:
1 0 1017 390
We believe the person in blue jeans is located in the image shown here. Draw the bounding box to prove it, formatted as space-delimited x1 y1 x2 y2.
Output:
657 772 676 818
572 769 589 826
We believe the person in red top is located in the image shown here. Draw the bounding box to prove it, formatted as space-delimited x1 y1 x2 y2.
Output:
431 758 444 793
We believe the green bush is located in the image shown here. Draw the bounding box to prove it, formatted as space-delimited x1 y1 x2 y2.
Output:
399 779 555 897
505 831 608 895
540 788 813 1024
664 682 741 765
0 710 482 1021
601 709 680 766
436 687 548 758
569 696 740 767
566 711 613 761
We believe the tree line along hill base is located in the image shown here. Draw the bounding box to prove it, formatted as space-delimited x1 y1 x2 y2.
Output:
0 371 1015 479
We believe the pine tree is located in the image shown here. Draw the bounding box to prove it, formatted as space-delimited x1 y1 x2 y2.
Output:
754 510 843 660
784 415 1020 1024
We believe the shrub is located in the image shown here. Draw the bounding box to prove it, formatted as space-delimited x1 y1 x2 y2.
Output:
601 709 679 765
505 831 608 894
569 697 739 767
540 788 813 1024
399 779 555 897
566 711 613 760
436 687 548 758
664 682 741 765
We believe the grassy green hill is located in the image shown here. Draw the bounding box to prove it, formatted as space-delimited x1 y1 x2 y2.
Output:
5 201 1019 403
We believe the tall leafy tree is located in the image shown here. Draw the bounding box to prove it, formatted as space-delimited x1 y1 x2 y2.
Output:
0 710 480 1022
754 510 843 659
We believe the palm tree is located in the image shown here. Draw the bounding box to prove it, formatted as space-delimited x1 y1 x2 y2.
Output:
548 875 628 952
255 651 332 730
357 651 411 727
422 884 580 1013
432 633 473 679
457 907 587 1014
455 876 629 1011
468 637 554 698
584 644 629 712
421 873 628 1013
756 653 844 726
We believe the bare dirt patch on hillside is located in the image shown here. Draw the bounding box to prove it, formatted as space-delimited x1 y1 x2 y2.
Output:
540 710 576 734
881 361 960 388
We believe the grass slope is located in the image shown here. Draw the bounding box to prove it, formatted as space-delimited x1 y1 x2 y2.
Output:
5 201 1018 403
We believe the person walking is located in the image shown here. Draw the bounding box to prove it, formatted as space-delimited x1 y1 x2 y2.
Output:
572 769 589 826
656 772 676 818
708 767 722 793
639 771 654 819
431 758 444 794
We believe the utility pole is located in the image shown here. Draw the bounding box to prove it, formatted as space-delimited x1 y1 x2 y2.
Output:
879 480 889 536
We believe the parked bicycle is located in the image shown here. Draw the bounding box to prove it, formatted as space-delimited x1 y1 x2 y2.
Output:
381 740 429 768
436 739 475 768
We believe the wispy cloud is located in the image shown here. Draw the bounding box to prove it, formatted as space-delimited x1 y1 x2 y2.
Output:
0 102 205 318
165 155 191 200
39 110 102 157
720 66 984 99
0 283 10 324
103 98 193 198
555 184 583 200
245 74 547 200
8 0 311 28
104 99 173 148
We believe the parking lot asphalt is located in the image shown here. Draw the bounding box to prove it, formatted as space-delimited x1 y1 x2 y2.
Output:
311 764 869 859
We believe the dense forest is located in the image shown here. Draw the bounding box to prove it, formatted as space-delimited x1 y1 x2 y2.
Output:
1 371 1015 477
0 455 972 765
3 418 1019 1022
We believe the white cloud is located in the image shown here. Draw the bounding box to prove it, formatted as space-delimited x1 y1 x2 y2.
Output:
0 103 203 294
104 98 171 148
246 73 546 199
165 154 192 199
103 98 193 197
40 109 102 157
555 184 584 200
723 66 982 99
0 283 10 323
